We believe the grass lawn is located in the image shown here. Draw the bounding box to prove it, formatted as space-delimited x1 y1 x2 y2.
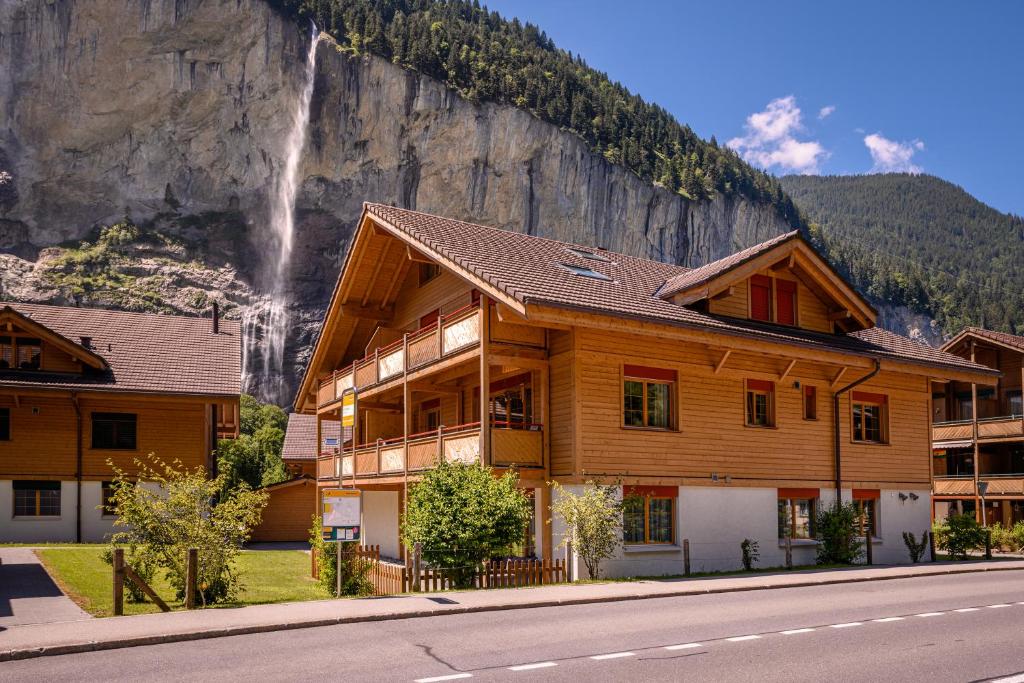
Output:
36 547 330 617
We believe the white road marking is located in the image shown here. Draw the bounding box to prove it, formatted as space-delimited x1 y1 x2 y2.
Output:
508 662 557 671
830 622 862 628
955 607 980 612
915 612 943 617
873 617 905 623
591 652 635 660
989 675 1024 683
780 628 815 635
414 675 473 683
664 643 703 650
726 635 761 642
988 604 1012 608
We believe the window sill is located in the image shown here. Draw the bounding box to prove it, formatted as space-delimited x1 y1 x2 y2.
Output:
620 426 678 433
744 423 778 430
851 441 891 447
623 544 682 554
13 515 62 521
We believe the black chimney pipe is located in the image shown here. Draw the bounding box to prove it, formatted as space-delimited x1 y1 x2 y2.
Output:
212 301 220 334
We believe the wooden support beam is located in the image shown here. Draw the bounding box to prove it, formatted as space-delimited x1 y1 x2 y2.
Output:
360 241 392 307
406 244 433 263
770 254 796 271
488 354 550 371
406 380 463 394
709 285 736 300
713 350 732 375
339 304 395 321
830 366 849 389
827 309 853 321
358 400 403 413
480 294 491 466
779 359 798 383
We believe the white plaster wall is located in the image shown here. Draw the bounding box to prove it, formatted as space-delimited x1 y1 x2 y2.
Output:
532 489 544 560
0 480 78 543
361 490 400 560
80 481 117 543
874 489 931 565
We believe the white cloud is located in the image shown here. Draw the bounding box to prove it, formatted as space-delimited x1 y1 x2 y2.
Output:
863 133 924 173
818 105 836 120
727 96 829 175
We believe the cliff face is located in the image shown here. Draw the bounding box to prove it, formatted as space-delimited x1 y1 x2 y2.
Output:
0 0 794 401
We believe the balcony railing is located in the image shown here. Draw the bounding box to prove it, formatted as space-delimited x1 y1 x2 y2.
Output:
932 419 973 443
933 415 1024 444
934 474 1024 496
317 303 482 407
319 423 544 480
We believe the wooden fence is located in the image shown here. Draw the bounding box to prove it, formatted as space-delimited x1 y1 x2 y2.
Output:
344 545 567 596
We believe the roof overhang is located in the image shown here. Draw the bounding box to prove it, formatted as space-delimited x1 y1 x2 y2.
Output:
942 329 1024 356
0 306 109 370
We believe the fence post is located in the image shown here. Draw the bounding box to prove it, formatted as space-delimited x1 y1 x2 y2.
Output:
683 539 690 576
985 529 993 560
865 535 873 566
565 540 573 582
185 547 198 609
113 547 124 616
785 535 793 570
412 542 422 593
928 531 936 562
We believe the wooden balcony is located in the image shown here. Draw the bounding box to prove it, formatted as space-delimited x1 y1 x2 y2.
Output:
933 416 1024 445
934 475 1024 497
932 419 972 444
326 423 544 481
317 304 482 408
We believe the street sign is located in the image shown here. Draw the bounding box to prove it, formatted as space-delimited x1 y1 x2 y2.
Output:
341 392 356 428
322 488 361 542
977 481 989 497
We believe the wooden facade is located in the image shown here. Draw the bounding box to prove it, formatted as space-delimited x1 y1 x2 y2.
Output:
296 205 996 573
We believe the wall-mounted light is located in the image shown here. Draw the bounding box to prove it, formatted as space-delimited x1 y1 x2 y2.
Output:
710 472 719 482
793 381 801 389
909 492 919 501
898 492 909 502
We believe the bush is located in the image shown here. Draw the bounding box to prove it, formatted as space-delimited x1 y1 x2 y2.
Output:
902 531 929 563
309 516 372 596
1012 521 1024 552
549 481 624 580
106 455 267 605
989 522 1013 552
815 502 864 565
935 513 986 560
401 462 532 588
741 538 759 571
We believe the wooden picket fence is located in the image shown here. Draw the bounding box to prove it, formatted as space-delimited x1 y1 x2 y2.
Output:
342 544 567 596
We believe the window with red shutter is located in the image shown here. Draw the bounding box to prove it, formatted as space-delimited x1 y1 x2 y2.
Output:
750 275 772 321
776 280 797 326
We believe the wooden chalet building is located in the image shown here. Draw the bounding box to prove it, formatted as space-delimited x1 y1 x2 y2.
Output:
932 328 1024 526
0 302 240 542
295 204 996 575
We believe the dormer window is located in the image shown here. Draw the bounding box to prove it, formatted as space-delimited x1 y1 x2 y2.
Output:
749 276 797 326
559 263 612 281
17 338 42 370
750 275 772 322
566 247 611 263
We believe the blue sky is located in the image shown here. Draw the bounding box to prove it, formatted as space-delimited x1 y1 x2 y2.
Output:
483 0 1023 215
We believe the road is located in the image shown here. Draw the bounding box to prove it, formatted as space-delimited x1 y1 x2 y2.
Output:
3 571 1024 682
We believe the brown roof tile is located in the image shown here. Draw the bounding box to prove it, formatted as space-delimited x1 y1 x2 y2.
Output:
945 327 1024 354
0 302 240 396
282 413 341 461
364 204 995 377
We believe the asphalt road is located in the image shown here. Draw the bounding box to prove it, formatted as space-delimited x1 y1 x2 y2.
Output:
3 571 1024 682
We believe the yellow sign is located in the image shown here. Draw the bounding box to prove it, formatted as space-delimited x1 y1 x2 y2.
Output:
341 393 355 428
322 488 361 541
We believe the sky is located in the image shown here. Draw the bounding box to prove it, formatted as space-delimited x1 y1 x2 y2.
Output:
483 0 1024 215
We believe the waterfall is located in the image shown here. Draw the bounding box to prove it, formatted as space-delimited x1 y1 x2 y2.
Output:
241 25 320 404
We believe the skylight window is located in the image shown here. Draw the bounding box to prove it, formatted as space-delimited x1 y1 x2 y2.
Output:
566 247 611 262
559 263 613 281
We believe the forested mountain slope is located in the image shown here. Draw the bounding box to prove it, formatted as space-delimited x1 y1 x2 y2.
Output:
781 174 1024 337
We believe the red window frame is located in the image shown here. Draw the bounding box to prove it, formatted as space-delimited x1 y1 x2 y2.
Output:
775 279 797 326
750 275 772 322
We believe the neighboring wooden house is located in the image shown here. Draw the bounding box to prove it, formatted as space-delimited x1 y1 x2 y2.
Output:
931 328 1024 526
250 476 317 543
294 204 996 575
281 413 320 479
0 302 240 542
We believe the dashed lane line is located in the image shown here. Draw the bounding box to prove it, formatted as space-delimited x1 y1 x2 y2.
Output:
780 628 816 635
508 662 557 671
590 652 635 660
726 635 762 642
414 675 473 683
873 617 905 622
664 643 703 650
988 604 1012 608
955 607 980 612
830 622 863 628
914 612 944 617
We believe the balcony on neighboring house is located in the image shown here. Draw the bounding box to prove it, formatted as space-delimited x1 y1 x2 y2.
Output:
932 415 1024 446
933 440 1024 496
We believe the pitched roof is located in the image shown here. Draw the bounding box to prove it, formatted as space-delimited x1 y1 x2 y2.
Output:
362 204 993 377
282 413 323 460
657 230 800 298
943 327 1024 354
0 301 241 396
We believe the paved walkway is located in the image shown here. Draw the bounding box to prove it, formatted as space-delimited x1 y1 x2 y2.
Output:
0 548 91 629
2 559 1023 662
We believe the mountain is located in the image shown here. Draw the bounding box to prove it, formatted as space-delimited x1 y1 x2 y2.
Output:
0 0 797 403
780 174 1024 343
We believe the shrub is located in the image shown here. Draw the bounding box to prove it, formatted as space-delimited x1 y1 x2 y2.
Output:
815 502 864 565
549 481 624 580
1011 521 1024 552
902 531 929 563
936 513 986 560
988 522 1013 552
741 538 760 571
401 462 532 588
309 516 372 596
106 455 267 605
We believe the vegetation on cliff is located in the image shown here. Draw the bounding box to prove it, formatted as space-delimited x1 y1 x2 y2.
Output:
271 0 804 227
782 173 1024 335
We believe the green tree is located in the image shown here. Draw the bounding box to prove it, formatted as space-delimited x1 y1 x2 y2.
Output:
217 394 289 493
106 455 268 605
401 461 532 587
549 480 623 579
933 513 986 560
815 502 864 565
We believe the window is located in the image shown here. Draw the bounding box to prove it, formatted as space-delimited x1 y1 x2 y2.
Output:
102 481 118 516
91 412 137 450
13 480 61 517
1009 390 1022 417
0 336 11 369
803 386 817 420
16 338 42 370
852 392 888 443
566 247 611 263
778 490 818 539
745 380 775 427
0 407 8 440
750 275 772 322
558 263 612 281
853 490 879 537
418 262 441 285
623 365 676 430
775 280 797 326
623 486 676 544
491 385 533 428
419 398 441 431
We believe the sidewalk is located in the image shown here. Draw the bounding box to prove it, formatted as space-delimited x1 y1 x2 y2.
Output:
0 548 91 628
3 559 1023 662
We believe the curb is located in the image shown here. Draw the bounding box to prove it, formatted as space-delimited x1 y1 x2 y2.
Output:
2 562 1021 662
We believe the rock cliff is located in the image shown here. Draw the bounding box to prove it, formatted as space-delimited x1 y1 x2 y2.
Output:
0 0 795 402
